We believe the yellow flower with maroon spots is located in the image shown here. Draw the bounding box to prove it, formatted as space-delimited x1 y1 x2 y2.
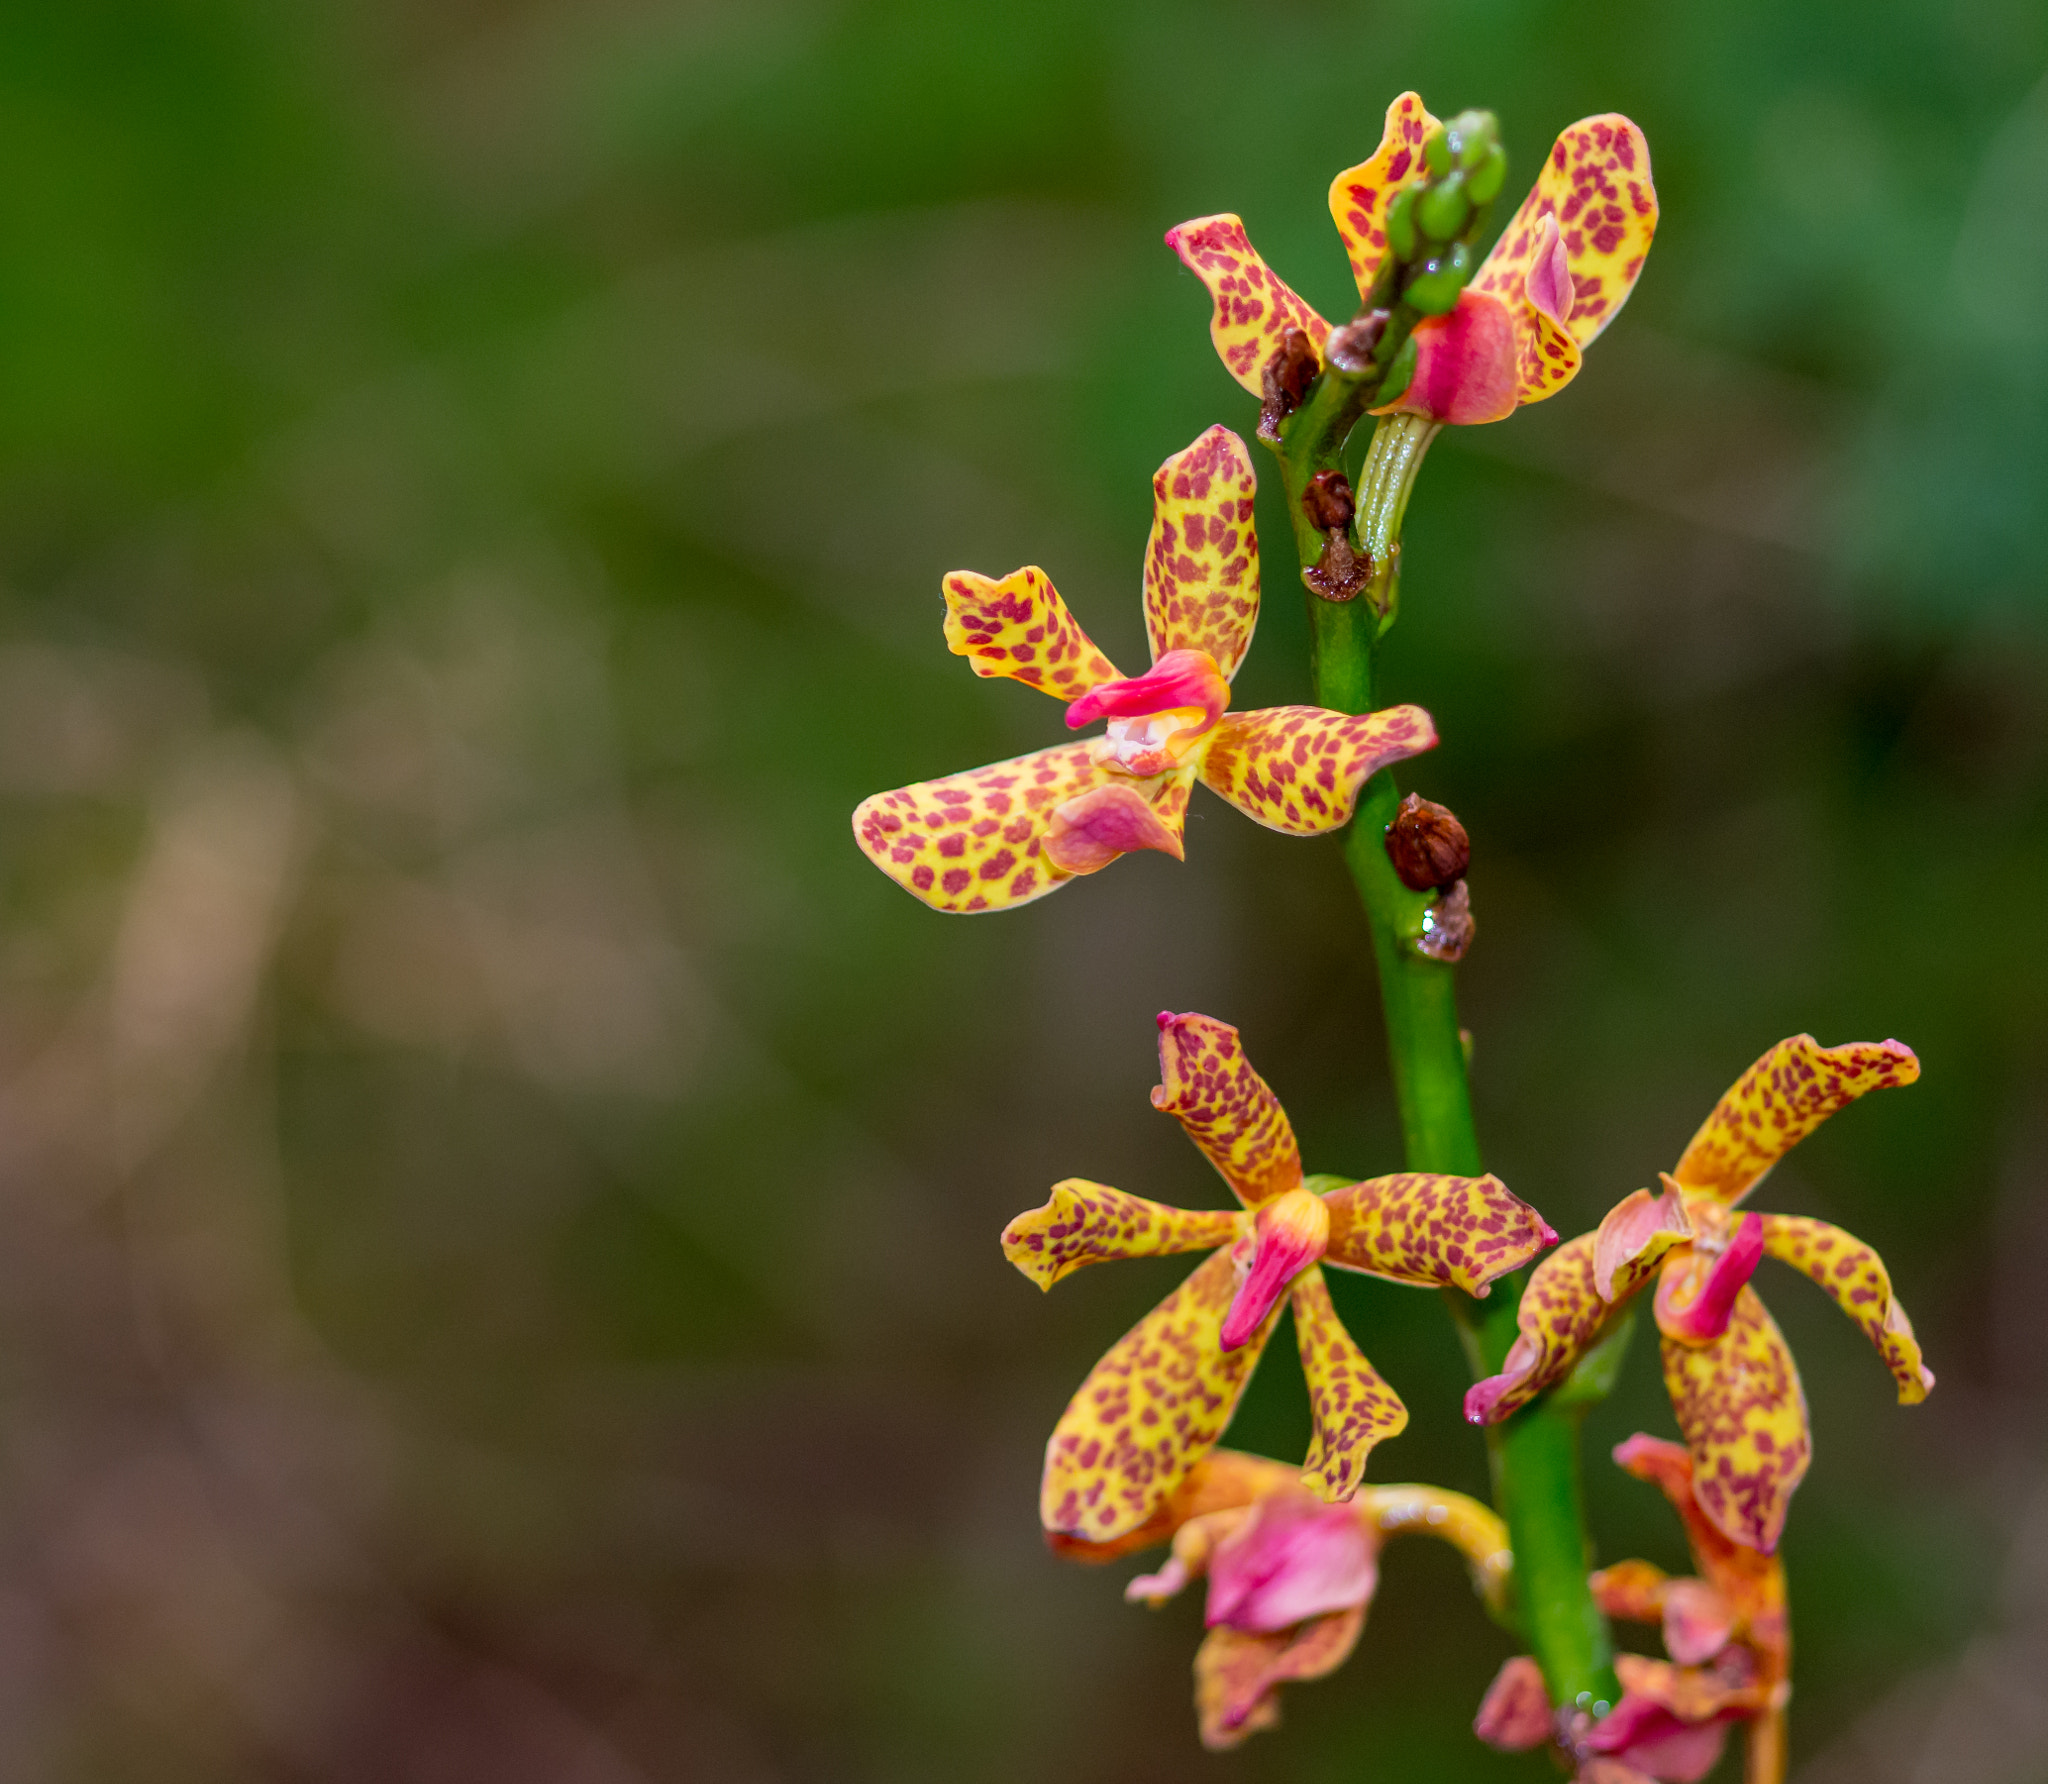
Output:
1167 92 1657 425
1465 1035 1932 1553
1004 1011 1556 1543
851 426 1437 913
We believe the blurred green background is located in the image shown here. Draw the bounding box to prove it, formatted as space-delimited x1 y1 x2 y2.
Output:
0 0 2040 1778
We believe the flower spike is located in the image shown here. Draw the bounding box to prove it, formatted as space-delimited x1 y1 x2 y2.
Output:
853 427 1436 912
1466 1031 1930 1551
1010 1014 1554 1541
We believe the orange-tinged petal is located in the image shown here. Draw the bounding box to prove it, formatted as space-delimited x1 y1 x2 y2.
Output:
1143 427 1262 677
1321 1171 1555 1295
1290 1265 1408 1502
1760 1214 1934 1403
941 567 1123 700
1048 1448 1303 1564
1612 1653 1768 1722
1589 1557 1673 1625
1327 90 1441 301
1611 1432 1786 1652
1474 114 1657 348
1661 1286 1810 1553
1001 1180 1241 1291
1165 213 1330 396
1593 1182 1695 1302
1041 1249 1282 1542
1671 1034 1921 1205
1464 1233 1610 1424
1196 703 1437 836
1151 1012 1304 1209
853 743 1187 913
1195 1606 1365 1750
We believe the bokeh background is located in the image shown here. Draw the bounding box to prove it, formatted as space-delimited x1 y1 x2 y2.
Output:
0 1 2042 1778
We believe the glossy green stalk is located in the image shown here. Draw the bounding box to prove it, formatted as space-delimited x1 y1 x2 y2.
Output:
1277 405 1619 1710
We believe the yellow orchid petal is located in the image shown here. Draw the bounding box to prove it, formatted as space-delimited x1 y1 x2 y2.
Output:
1196 703 1437 836
941 566 1124 701
1588 1557 1673 1625
1760 1214 1935 1403
1000 1180 1241 1291
1464 1233 1610 1424
1661 1285 1811 1553
1143 426 1261 679
1321 1171 1556 1295
853 743 1189 913
1048 1448 1303 1565
1671 1034 1921 1205
1040 1248 1282 1543
1290 1265 1409 1503
1165 213 1330 396
1151 1012 1304 1210
1326 90 1441 302
1195 1606 1366 1750
1474 114 1657 348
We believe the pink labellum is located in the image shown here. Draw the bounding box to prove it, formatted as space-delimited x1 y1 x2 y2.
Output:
1654 1213 1764 1345
1473 1655 1552 1751
1392 289 1519 425
1220 1189 1328 1350
1064 647 1230 738
1042 783 1184 875
1585 1695 1733 1784
1205 1492 1376 1633
1464 1333 1539 1425
1525 212 1574 326
1661 1578 1737 1667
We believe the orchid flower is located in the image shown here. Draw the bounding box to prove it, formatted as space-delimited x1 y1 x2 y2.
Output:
1476 1433 1789 1783
851 427 1435 912
1465 1035 1933 1551
1167 92 1656 426
1063 1447 1510 1750
1003 1011 1554 1543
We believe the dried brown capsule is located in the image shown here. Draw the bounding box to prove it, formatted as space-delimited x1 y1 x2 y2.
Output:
1416 879 1474 962
1303 533 1371 602
1302 470 1356 532
1385 792 1470 890
1258 326 1321 440
1325 312 1387 373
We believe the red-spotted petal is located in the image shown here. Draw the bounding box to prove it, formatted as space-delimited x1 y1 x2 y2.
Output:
1000 1181 1241 1291
853 742 1189 913
1196 703 1437 836
1671 1034 1921 1205
1326 90 1441 301
1464 1233 1610 1424
1195 1607 1365 1750
1290 1265 1408 1502
1040 1249 1282 1543
1142 426 1261 677
1473 114 1658 347
1760 1214 1934 1403
1661 1286 1810 1553
1321 1171 1555 1295
1051 1448 1303 1566
1151 1012 1304 1210
1165 213 1330 396
941 566 1123 700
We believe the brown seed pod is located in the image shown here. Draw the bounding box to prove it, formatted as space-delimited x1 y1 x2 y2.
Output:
1385 791 1470 891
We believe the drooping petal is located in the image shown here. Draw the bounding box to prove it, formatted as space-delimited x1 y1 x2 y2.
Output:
1321 1171 1555 1295
941 567 1123 699
1195 1607 1365 1750
1205 1488 1378 1631
1384 289 1521 425
1759 1214 1934 1402
1041 1249 1283 1543
1291 1265 1408 1502
1473 114 1658 347
853 743 1187 913
1142 427 1262 677
1165 214 1330 396
1660 1286 1810 1553
1610 1434 1786 1651
1593 1182 1694 1302
1326 90 1441 301
1050 1448 1303 1566
1151 1012 1304 1210
1196 703 1437 836
1001 1180 1241 1291
1473 1655 1552 1751
1670 1034 1921 1206
1464 1234 1610 1424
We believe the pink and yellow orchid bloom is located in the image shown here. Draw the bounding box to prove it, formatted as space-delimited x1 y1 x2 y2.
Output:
1004 1011 1555 1543
852 426 1436 912
1476 1433 1791 1782
1064 1448 1510 1750
1167 92 1656 426
1465 1035 1933 1552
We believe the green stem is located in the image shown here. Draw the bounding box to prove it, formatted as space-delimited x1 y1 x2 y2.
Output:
1277 406 1619 1710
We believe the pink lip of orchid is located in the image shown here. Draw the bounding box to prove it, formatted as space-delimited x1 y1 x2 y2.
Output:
1220 1188 1331 1350
1203 1491 1377 1633
1653 1212 1764 1344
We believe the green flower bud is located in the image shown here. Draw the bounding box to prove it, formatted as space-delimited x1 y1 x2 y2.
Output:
1423 127 1451 180
1378 333 1419 403
1417 171 1470 243
1404 240 1474 315
1466 141 1507 206
1449 110 1499 169
1385 183 1419 263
